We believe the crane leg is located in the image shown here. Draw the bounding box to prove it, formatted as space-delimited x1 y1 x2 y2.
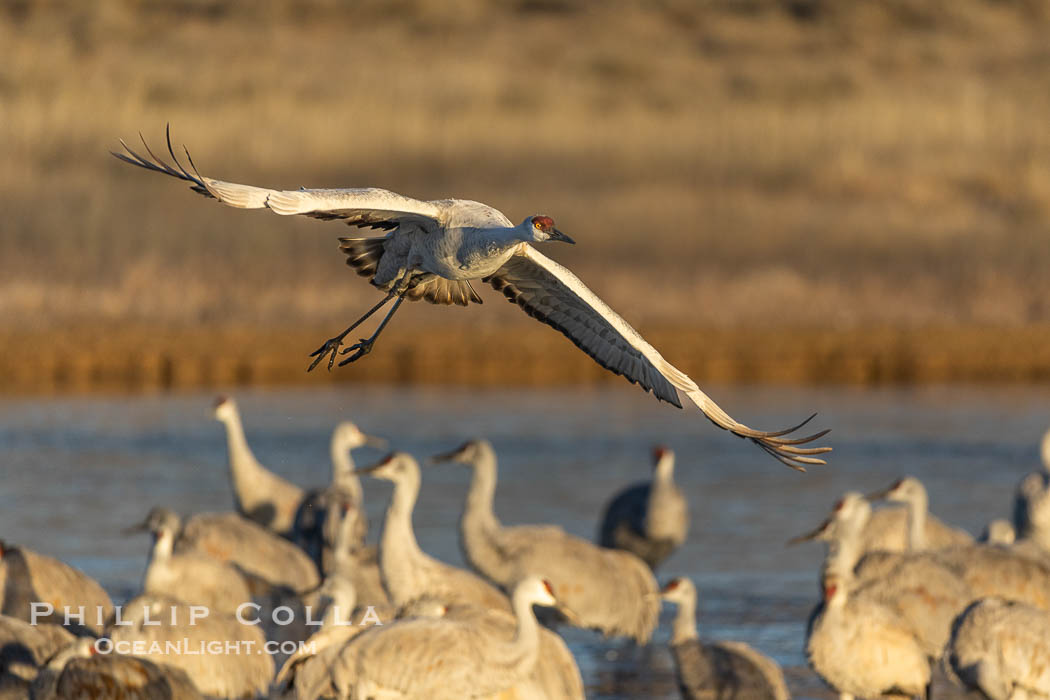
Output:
337 295 406 366
307 292 396 372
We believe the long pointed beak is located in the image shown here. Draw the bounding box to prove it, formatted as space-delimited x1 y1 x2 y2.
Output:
427 448 462 465
787 518 831 546
865 486 893 501
555 603 581 625
354 454 392 476
550 228 575 245
363 435 388 450
122 521 149 536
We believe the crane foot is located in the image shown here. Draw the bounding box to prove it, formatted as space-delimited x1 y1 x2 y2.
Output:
337 338 375 366
307 336 346 372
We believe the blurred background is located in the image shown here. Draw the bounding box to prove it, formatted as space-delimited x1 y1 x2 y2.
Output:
3 0 1050 391
5 4 1050 698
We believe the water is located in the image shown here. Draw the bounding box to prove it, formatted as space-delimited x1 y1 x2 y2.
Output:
2 383 1048 698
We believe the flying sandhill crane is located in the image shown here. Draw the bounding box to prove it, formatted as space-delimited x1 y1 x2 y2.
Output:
356 452 511 612
0 613 74 693
114 131 830 470
947 597 1050 700
329 577 564 700
868 483 1050 612
433 440 660 643
293 421 385 571
806 573 930 700
175 511 320 593
213 395 305 535
128 507 253 615
660 578 788 700
597 445 690 570
107 594 273 699
30 637 202 700
0 541 113 636
865 476 973 552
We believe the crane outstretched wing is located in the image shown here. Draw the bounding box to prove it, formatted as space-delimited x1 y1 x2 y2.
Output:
113 129 482 306
486 245 830 470
112 129 442 230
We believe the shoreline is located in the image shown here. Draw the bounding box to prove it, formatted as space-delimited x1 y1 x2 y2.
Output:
2 324 1048 395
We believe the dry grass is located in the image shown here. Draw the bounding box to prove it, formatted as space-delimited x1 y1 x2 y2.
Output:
3 0 1050 347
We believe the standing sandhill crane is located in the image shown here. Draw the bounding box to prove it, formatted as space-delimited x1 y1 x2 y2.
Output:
274 576 364 700
107 594 273 699
1011 428 1050 561
213 395 305 535
433 440 660 643
947 597 1050 700
806 573 930 700
175 511 320 593
114 132 830 471
865 476 973 552
330 577 564 700
867 484 1050 612
128 507 253 615
660 577 788 700
30 637 202 700
325 501 390 610
293 421 385 571
597 446 689 570
0 614 74 694
0 541 113 636
790 491 975 659
356 452 511 612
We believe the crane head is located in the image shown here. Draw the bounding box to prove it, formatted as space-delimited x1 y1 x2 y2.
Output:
213 394 235 421
659 576 696 606
332 421 387 451
525 215 575 245
428 439 494 466
866 476 922 505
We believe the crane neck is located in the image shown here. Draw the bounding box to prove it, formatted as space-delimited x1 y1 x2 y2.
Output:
1041 428 1050 473
218 407 265 489
653 454 675 485
825 522 864 581
903 492 928 551
321 586 357 627
150 528 175 564
670 594 699 645
494 589 543 673
463 446 502 535
330 441 363 507
378 464 428 601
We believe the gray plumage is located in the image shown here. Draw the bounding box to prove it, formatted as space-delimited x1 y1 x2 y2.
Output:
107 594 272 700
434 440 660 643
330 577 560 700
947 597 1050 700
29 637 202 700
0 615 74 694
175 511 320 594
869 479 1050 612
358 452 511 612
114 131 830 470
661 577 788 700
213 395 305 535
791 492 975 659
293 421 382 572
597 446 689 570
0 542 112 636
131 508 253 616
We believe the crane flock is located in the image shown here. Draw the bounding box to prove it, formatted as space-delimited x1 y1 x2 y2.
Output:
3 399 1049 699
